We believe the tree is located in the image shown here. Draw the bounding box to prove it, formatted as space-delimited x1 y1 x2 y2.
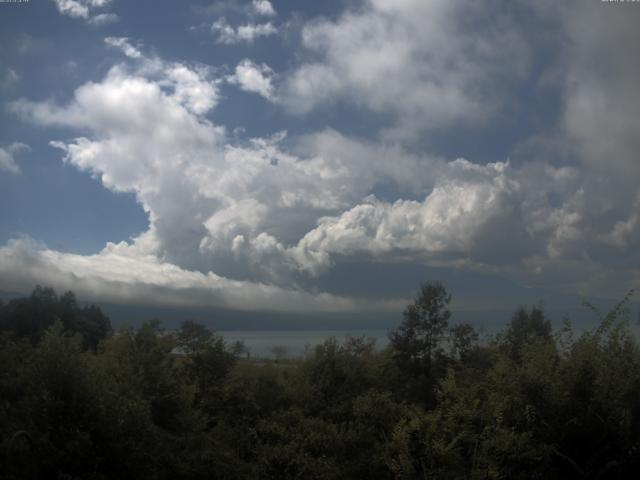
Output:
270 345 289 360
449 322 478 361
390 282 451 372
501 305 552 361
389 282 451 405
175 320 236 416
301 337 379 420
0 287 111 348
176 319 213 354
77 304 112 349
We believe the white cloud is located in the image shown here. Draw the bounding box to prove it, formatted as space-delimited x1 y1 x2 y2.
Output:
88 13 119 26
228 59 275 100
282 0 529 139
165 64 220 115
280 64 341 114
252 0 276 17
8 6 640 307
288 160 528 275
0 143 29 175
10 50 470 291
211 18 277 44
104 37 142 59
0 237 380 313
53 0 90 18
197 0 277 19
52 0 113 23
11 47 625 295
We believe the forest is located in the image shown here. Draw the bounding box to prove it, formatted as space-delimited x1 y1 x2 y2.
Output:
1 284 639 479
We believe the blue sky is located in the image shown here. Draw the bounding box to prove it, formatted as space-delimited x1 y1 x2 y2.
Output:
1 0 639 322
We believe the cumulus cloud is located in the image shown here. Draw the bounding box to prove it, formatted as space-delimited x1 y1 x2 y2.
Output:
52 0 114 24
211 18 277 44
228 59 275 100
289 161 527 275
7 2 640 308
53 0 92 18
0 143 29 175
10 44 505 293
13 42 220 124
11 39 633 298
252 0 276 17
282 0 529 139
165 64 221 115
104 37 142 59
7 50 587 284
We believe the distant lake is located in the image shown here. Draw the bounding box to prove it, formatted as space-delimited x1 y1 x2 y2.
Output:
220 321 640 359
220 329 391 358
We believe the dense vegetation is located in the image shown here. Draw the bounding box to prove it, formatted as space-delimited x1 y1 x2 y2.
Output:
1 284 639 479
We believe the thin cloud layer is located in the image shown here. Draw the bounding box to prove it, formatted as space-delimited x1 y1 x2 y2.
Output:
0 143 29 175
88 13 119 26
0 68 20 91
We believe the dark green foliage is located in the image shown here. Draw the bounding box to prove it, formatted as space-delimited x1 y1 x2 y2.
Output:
176 319 214 354
300 336 379 420
500 305 552 361
177 319 237 417
390 282 452 370
449 322 479 361
389 281 452 404
1 286 639 479
0 286 111 349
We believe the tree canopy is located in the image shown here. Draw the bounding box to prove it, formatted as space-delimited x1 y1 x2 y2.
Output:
1 285 639 479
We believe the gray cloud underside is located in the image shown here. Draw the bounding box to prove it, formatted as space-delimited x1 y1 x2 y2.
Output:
0 238 398 313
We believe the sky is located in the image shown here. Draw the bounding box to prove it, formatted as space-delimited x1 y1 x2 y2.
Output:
0 0 639 325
